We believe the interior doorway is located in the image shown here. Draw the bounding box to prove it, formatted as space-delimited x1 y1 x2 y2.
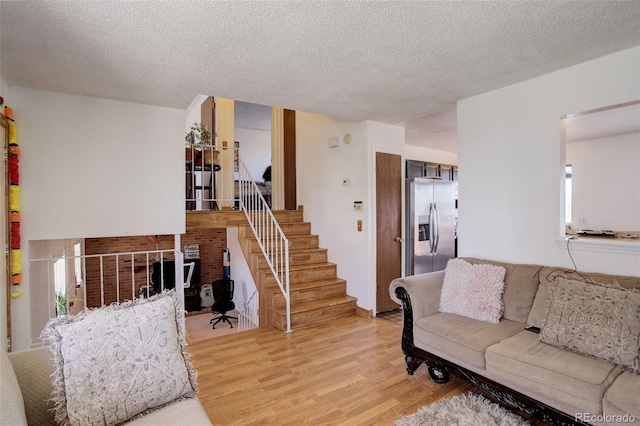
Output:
375 152 402 314
230 101 296 210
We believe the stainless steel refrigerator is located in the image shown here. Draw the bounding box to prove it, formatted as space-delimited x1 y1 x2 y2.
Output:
406 178 456 275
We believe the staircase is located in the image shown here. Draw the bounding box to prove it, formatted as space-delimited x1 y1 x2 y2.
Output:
238 209 357 330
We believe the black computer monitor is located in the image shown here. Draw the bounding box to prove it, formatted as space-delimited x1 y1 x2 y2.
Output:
151 260 198 293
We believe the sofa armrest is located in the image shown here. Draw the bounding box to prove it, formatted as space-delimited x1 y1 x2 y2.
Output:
7 346 56 426
389 270 445 320
1 349 28 425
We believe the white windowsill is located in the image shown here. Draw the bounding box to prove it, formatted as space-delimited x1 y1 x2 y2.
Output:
556 236 640 255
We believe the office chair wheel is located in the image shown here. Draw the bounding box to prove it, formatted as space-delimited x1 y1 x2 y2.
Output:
210 313 237 329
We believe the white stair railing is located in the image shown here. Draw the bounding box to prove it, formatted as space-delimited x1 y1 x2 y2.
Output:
237 289 259 332
237 158 291 332
29 249 186 344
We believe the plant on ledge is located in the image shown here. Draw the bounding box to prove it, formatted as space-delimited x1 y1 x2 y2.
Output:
55 291 67 316
186 122 216 146
185 122 219 166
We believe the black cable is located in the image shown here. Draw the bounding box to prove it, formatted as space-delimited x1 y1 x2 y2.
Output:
566 237 578 272
544 237 590 283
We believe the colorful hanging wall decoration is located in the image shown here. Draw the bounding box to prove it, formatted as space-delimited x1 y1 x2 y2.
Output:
6 103 22 297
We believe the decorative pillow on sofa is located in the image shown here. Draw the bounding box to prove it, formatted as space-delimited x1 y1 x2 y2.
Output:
42 291 198 426
439 258 507 324
539 277 640 374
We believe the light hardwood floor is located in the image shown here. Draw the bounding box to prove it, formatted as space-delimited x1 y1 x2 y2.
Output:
188 315 473 425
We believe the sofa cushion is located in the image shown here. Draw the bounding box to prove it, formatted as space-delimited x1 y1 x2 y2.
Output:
0 349 28 426
463 258 542 323
42 291 198 426
486 330 623 415
539 277 640 374
440 258 507 323
414 312 524 369
526 280 548 328
529 268 640 329
125 398 211 425
603 372 640 419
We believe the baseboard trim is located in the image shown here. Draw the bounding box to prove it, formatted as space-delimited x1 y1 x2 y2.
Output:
355 306 373 318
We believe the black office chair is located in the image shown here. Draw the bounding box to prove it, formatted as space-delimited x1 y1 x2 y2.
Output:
210 279 237 329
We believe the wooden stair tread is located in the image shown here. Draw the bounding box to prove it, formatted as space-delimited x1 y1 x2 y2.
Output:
267 278 347 293
242 222 311 234
256 247 328 258
273 295 357 315
271 211 304 223
259 261 335 273
287 247 327 254
255 248 328 269
246 233 318 242
282 278 347 291
254 247 327 256
247 234 319 252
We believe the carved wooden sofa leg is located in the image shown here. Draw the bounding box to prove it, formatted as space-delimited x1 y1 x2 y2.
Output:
405 355 423 375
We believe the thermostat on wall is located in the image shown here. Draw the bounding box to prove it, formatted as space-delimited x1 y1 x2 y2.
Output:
353 201 364 211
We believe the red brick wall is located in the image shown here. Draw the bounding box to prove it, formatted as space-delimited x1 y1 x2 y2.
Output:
84 230 227 307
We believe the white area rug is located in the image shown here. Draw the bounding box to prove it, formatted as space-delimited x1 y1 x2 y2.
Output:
395 392 531 426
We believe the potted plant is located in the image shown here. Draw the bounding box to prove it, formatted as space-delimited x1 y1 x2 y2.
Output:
185 122 219 166
55 291 67 316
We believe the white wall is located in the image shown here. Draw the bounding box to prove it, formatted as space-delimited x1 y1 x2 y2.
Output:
567 132 640 231
296 113 371 308
8 86 186 350
226 227 257 309
296 113 405 312
185 94 209 132
1 78 8 99
11 86 186 239
458 46 640 276
234 127 271 180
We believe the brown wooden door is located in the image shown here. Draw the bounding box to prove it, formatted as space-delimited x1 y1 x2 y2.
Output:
283 109 296 210
376 152 402 313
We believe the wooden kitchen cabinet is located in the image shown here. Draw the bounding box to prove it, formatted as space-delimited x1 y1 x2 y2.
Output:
406 160 458 182
406 160 425 178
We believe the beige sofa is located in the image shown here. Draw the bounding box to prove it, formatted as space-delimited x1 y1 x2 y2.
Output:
1 346 211 426
389 257 640 425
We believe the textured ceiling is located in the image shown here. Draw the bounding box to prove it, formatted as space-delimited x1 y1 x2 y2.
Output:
1 2 639 133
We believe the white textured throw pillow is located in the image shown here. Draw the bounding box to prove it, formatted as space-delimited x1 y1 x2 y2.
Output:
440 258 507 323
42 291 197 426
